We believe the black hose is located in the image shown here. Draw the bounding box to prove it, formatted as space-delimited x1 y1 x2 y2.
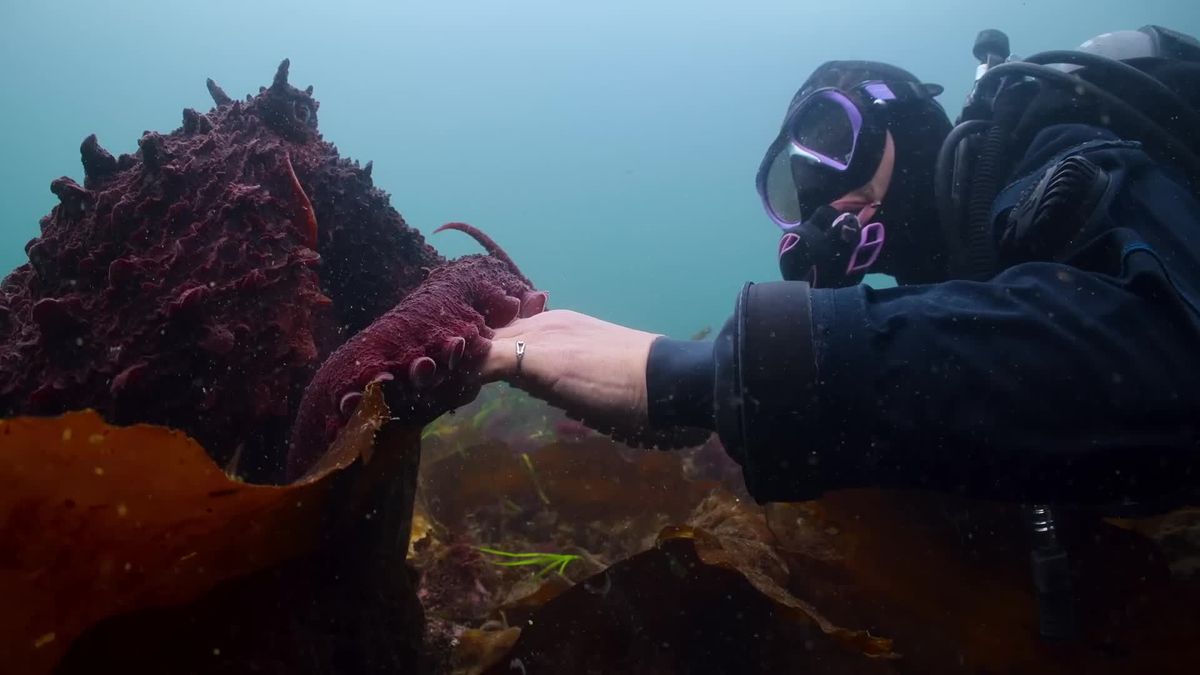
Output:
1023 50 1200 150
962 125 1006 279
978 61 1200 185
935 120 990 276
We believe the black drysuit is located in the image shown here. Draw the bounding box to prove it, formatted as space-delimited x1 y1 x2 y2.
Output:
647 124 1200 512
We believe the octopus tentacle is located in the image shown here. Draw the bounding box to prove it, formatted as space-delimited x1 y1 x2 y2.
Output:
434 221 534 288
286 253 538 480
283 153 319 248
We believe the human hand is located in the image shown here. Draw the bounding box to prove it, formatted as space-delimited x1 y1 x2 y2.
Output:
483 310 661 432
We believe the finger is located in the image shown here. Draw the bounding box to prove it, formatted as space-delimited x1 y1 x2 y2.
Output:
492 308 579 339
491 315 537 340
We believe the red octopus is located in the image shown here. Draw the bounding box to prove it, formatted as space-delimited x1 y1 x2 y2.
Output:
0 59 546 483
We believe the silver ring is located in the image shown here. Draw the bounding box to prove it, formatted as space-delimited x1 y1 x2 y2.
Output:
515 340 526 374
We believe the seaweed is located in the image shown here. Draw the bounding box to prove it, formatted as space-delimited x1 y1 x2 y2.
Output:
1 384 425 674
407 386 902 673
476 548 582 578
8 354 1200 673
410 385 1200 675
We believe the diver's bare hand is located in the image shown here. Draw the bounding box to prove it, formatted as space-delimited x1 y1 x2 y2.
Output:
483 310 660 427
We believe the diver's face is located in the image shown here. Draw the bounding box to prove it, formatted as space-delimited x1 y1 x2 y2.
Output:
827 130 895 222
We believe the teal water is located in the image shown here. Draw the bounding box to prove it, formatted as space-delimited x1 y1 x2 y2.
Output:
1 0 1195 338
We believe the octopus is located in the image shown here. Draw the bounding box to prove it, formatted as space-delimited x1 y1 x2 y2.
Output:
0 59 546 483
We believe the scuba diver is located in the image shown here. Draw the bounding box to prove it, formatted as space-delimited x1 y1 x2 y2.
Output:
481 25 1200 514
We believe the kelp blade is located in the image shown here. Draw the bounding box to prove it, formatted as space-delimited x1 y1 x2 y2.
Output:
0 386 390 675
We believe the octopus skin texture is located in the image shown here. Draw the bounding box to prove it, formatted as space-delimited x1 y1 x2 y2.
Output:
0 59 546 483
287 230 547 480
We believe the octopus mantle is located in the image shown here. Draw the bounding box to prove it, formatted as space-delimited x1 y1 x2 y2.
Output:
0 60 543 483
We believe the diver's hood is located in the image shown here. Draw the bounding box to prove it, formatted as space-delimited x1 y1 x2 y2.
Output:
788 62 953 285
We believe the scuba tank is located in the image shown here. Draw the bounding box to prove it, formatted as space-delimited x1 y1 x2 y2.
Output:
936 25 1200 281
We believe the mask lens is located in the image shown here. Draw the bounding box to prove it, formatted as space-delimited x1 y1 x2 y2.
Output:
763 143 804 226
788 94 857 169
758 89 866 229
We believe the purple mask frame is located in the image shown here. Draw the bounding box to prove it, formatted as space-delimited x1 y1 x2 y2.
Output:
757 81 899 230
785 90 863 171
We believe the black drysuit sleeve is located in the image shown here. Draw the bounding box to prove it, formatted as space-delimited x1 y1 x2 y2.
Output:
646 126 1200 508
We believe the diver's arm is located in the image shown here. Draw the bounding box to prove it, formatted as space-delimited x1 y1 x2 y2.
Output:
649 263 1200 507
644 336 717 430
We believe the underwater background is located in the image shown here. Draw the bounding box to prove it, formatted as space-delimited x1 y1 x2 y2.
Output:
1 0 1196 339
4 3 1200 673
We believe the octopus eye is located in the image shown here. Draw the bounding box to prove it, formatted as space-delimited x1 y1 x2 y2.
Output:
291 100 314 127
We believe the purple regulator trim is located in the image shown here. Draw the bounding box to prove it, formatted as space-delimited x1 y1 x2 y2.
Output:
846 221 886 274
778 232 801 256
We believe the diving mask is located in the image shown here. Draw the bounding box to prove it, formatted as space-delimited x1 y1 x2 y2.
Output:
756 81 900 229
